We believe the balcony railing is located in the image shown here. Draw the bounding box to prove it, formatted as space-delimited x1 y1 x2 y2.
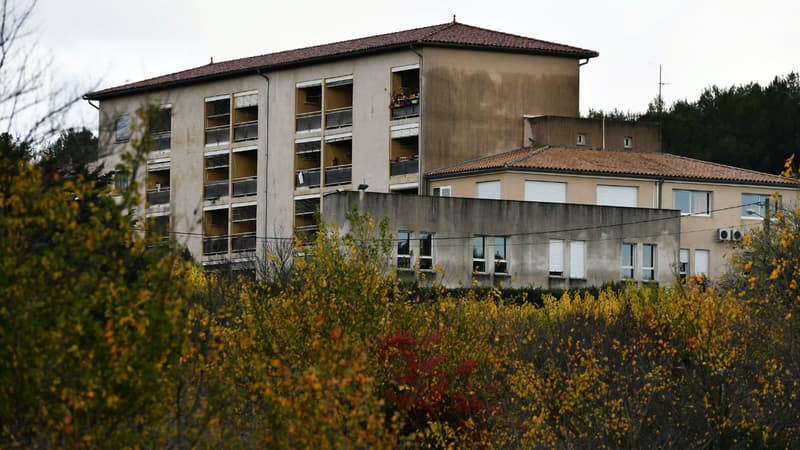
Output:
204 180 229 200
205 125 230 145
231 233 257 253
295 168 321 189
391 96 420 120
233 121 258 142
232 176 257 197
152 132 171 151
203 236 229 255
147 188 170 205
296 112 322 132
325 107 352 129
324 164 352 186
233 206 257 222
390 157 419 176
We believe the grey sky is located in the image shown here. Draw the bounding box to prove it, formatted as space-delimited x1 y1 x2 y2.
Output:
33 0 800 131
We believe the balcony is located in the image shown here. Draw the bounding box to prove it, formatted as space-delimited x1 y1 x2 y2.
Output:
324 164 352 186
296 168 321 189
233 121 258 142
232 176 257 197
147 188 170 205
205 125 230 146
203 236 229 255
390 96 420 120
152 132 171 151
325 107 352 129
204 180 229 200
233 205 257 222
296 112 322 132
390 156 419 176
231 233 257 253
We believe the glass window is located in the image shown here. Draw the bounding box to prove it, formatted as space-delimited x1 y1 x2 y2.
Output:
622 243 635 279
549 239 564 276
397 231 411 269
494 237 508 274
741 193 779 218
472 236 486 273
673 190 711 215
642 244 656 281
419 232 433 270
432 186 451 197
115 114 131 142
570 241 586 279
679 248 689 281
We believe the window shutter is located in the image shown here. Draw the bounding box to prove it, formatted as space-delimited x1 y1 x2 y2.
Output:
525 181 566 203
597 185 638 207
477 181 501 200
549 240 564 273
570 241 585 279
695 250 710 276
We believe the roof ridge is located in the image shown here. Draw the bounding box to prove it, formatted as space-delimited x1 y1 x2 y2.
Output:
505 145 548 166
426 146 533 174
421 21 459 40
422 22 597 54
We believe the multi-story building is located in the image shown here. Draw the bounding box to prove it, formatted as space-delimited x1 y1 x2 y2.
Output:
85 20 598 268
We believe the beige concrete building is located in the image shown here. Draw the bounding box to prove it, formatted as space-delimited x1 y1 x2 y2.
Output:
427 116 800 281
85 21 598 268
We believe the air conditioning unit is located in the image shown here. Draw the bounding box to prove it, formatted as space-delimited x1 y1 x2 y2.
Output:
717 228 733 241
732 229 744 241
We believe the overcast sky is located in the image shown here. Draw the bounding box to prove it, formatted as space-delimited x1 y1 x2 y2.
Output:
32 0 800 131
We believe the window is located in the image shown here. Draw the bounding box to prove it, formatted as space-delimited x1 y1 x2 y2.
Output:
419 232 433 270
621 243 635 279
472 236 486 273
494 237 508 274
570 241 586 279
597 185 638 207
679 249 689 281
623 137 632 148
477 181 500 200
397 231 411 269
115 114 131 142
149 106 171 151
549 240 564 277
673 190 711 215
233 92 258 142
642 244 656 281
113 171 129 192
694 249 710 277
576 134 586 146
432 186 451 197
742 193 778 218
525 181 566 203
205 96 231 145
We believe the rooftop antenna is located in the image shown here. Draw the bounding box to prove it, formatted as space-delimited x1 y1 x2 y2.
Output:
453 14 456 23
209 56 214 65
657 64 670 112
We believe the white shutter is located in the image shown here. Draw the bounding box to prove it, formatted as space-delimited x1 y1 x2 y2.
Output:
549 240 564 274
570 241 585 279
596 185 638 207
477 181 501 200
525 181 566 203
234 93 258 108
695 250 710 276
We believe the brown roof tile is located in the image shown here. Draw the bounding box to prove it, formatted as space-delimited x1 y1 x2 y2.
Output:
427 146 800 187
85 22 598 100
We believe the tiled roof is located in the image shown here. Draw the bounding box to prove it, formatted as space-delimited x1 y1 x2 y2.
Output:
426 146 800 187
85 22 598 100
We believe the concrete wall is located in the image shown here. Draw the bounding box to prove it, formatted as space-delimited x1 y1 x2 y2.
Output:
429 170 799 281
523 116 662 152
323 191 681 288
421 48 581 173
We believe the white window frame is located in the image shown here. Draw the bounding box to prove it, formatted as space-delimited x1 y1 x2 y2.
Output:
493 237 508 275
549 240 564 277
432 186 451 197
576 134 586 146
673 189 711 216
621 243 635 280
642 244 656 281
476 181 501 200
419 231 433 271
525 180 567 203
679 248 689 281
623 136 632 148
741 193 778 219
569 240 586 279
397 231 412 270
472 236 486 273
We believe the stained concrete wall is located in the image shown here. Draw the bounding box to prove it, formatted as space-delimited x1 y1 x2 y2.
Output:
421 48 581 173
523 116 662 152
324 191 681 288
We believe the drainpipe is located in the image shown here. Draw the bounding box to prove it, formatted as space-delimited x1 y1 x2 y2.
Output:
410 42 423 195
256 70 270 259
83 97 100 110
602 115 606 150
656 179 663 208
